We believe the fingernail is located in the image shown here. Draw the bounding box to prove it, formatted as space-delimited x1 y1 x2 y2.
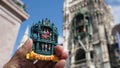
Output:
17 37 29 49
24 38 30 48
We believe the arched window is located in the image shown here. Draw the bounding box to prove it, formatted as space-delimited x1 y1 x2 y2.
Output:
75 49 86 64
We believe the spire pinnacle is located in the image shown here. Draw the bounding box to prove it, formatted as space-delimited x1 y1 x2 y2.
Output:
18 26 29 49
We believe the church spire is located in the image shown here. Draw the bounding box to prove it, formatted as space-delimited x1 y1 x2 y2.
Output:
18 26 29 49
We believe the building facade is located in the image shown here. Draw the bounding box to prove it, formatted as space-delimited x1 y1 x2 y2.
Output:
63 0 119 68
0 0 29 67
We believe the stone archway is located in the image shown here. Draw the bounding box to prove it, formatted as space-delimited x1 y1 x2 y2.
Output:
75 49 86 64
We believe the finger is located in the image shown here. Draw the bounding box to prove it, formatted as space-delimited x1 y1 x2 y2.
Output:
55 45 63 57
60 51 68 60
44 62 56 68
14 38 33 57
53 59 66 68
20 38 33 54
17 58 36 68
35 61 51 68
4 38 35 68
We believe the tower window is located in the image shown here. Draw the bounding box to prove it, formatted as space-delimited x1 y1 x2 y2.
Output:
75 49 86 63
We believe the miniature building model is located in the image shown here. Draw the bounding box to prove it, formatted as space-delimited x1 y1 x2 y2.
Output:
26 18 59 61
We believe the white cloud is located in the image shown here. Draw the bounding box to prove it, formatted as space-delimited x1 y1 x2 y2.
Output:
58 36 64 44
106 0 120 24
112 6 120 24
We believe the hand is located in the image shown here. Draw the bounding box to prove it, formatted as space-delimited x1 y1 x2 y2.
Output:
3 38 68 68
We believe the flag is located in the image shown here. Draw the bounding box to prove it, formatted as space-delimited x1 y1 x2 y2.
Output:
116 32 120 59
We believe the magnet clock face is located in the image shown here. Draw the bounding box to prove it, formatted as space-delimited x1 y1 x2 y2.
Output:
26 18 58 61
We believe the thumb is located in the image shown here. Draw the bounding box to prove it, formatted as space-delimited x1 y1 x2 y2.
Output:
14 38 33 58
3 38 33 68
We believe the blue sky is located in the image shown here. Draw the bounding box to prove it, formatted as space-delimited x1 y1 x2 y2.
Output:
13 0 120 53
13 0 64 52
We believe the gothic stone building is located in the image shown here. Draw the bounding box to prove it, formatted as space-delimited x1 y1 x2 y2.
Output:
63 0 119 68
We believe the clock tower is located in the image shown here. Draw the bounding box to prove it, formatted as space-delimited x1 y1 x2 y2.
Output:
63 0 117 68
